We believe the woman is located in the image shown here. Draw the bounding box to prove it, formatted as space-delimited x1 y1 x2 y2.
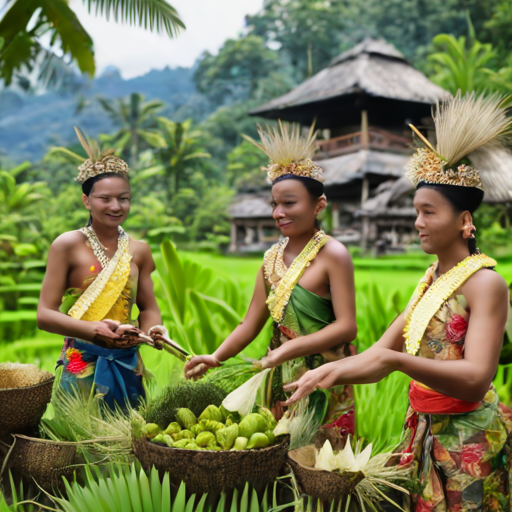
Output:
37 130 165 409
185 122 357 437
283 93 512 510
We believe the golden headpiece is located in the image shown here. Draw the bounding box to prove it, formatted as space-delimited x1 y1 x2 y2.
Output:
243 120 324 184
406 92 512 201
74 127 129 184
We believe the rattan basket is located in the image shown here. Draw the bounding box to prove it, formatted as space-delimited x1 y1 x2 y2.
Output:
287 445 364 502
132 436 289 494
2 435 77 489
0 363 54 435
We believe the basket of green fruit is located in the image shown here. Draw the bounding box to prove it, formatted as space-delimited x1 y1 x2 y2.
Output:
132 380 288 494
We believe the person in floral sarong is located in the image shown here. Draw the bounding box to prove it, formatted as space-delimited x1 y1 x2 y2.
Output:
282 93 512 510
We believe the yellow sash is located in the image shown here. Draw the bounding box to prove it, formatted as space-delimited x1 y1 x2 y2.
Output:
68 232 132 322
264 231 327 324
404 253 496 355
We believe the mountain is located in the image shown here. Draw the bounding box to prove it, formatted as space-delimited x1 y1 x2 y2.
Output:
0 66 199 163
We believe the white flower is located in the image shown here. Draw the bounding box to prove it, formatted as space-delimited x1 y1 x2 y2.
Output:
336 436 372 472
273 412 291 436
314 440 338 472
221 368 271 416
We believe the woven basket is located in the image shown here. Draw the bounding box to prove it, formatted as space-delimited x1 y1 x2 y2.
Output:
3 435 77 489
0 363 54 435
288 445 364 503
132 436 289 494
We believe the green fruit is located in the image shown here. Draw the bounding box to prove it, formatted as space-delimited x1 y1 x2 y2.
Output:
238 413 267 438
215 424 239 450
163 422 181 435
173 439 189 449
246 433 270 449
142 423 161 438
185 442 200 450
143 381 227 429
196 431 216 447
232 437 248 451
190 423 206 436
172 429 195 441
151 433 165 444
265 430 275 444
199 405 224 422
176 408 198 429
258 406 277 429
162 434 174 447
199 419 224 432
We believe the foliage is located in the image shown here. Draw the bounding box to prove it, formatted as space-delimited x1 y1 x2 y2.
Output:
137 117 211 198
0 0 184 90
55 463 283 512
226 140 268 190
428 32 496 95
97 93 164 165
195 35 280 104
144 380 227 428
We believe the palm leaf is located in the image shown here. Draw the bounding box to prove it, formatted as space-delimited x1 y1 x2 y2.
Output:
84 0 186 37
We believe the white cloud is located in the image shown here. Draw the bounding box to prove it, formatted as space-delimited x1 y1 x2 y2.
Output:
69 0 264 79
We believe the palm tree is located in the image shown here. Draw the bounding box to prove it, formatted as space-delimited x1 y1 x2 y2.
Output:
136 117 211 198
97 93 164 166
0 0 185 87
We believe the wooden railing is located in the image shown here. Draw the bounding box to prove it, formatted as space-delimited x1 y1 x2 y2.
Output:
316 128 412 158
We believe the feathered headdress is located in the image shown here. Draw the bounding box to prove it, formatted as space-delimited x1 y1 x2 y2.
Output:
406 91 512 201
243 120 324 183
74 126 129 184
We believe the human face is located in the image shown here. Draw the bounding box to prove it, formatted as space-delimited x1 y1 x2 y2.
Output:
413 187 466 255
83 177 131 228
271 179 325 238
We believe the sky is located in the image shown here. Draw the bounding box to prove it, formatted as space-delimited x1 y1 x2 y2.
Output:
69 0 265 79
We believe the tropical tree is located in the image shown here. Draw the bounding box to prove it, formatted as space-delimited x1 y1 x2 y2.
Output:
136 117 211 198
97 93 164 165
427 32 496 95
0 0 185 87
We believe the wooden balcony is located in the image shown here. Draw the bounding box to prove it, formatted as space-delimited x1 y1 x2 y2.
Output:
316 128 412 159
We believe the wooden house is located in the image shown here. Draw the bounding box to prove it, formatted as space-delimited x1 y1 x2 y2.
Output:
229 38 448 253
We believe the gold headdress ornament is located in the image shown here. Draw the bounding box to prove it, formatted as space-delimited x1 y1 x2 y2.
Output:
406 91 512 200
243 120 324 183
74 127 129 184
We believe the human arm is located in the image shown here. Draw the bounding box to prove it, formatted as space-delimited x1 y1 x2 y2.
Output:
184 267 270 379
36 234 122 346
134 242 162 333
283 269 508 404
261 242 358 368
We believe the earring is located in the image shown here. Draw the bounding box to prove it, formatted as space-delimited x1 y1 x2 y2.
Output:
462 224 476 239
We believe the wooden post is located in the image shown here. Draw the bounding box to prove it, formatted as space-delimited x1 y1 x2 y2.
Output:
361 177 369 206
361 110 369 148
332 202 340 231
229 222 237 253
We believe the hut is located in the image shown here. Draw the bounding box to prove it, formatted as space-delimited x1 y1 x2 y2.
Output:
229 38 448 252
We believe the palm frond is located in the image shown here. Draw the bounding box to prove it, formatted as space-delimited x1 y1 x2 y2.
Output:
85 0 186 38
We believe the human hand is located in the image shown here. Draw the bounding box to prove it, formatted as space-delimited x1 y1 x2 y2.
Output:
90 320 121 348
184 355 221 380
259 348 281 369
147 325 169 350
281 366 332 406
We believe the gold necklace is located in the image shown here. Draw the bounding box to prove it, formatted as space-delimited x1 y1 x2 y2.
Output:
404 253 496 355
81 225 127 269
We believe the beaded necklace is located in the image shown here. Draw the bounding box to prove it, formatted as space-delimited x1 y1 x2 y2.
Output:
404 253 496 355
82 225 128 269
264 230 327 324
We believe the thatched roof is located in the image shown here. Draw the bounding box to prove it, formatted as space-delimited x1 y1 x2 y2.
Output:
320 149 409 186
251 38 448 121
230 194 272 219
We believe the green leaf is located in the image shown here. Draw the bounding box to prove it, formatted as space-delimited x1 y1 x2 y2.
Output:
172 481 186 512
128 464 144 512
160 472 171 512
150 466 162 512
139 466 155 512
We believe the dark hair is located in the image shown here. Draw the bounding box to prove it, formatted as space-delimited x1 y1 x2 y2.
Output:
272 175 325 229
82 173 130 226
81 172 130 196
416 182 484 254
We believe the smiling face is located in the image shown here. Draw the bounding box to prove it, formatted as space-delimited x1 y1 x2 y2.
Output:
271 178 326 238
82 176 131 228
413 187 471 255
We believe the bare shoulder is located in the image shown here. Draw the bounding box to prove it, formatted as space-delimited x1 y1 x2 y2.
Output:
464 267 509 302
320 237 353 267
50 230 85 252
130 238 155 271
